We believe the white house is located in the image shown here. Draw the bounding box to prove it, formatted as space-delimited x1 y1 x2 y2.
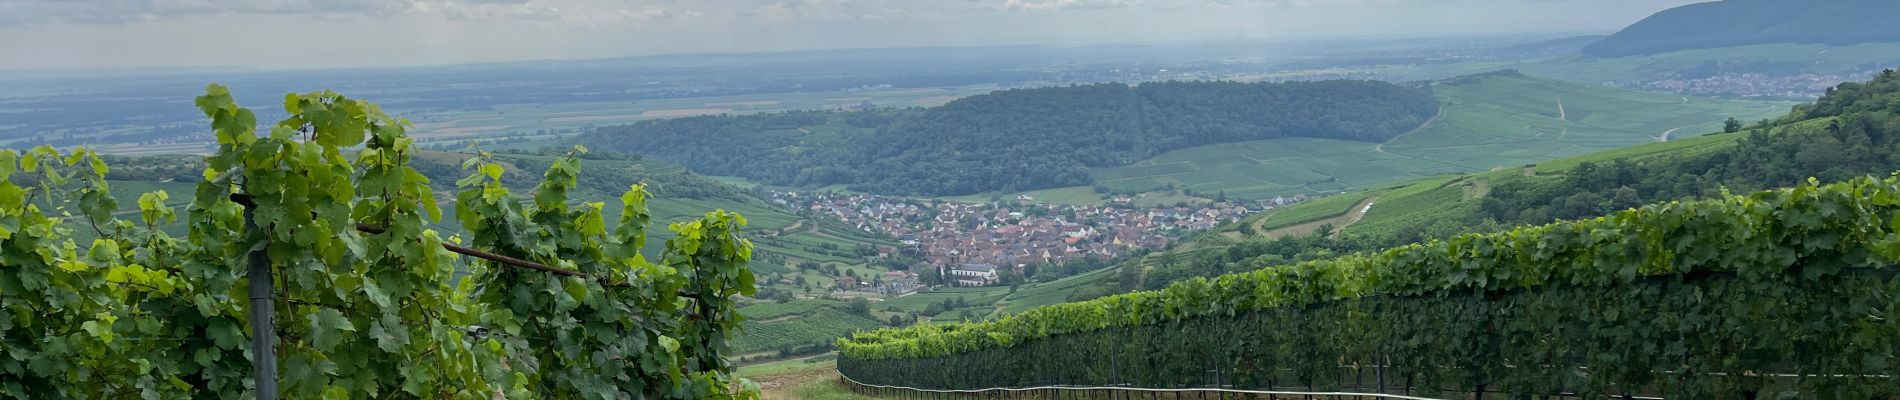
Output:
948 263 1000 286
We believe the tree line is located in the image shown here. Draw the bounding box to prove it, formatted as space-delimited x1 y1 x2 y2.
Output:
580 80 1438 196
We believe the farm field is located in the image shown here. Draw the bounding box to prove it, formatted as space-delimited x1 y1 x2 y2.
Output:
73 83 1004 157
401 85 1000 145
1087 72 1790 200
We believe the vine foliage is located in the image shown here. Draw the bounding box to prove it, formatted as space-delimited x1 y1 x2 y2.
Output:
0 84 757 399
841 175 1900 398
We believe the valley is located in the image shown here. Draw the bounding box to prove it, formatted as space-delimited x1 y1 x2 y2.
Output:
18 0 1900 398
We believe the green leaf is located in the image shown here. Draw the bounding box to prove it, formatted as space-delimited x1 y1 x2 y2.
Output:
308 308 355 351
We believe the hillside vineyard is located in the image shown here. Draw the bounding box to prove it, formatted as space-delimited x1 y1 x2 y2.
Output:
840 176 1900 398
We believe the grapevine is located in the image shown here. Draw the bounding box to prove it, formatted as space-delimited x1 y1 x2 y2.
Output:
841 175 1900 398
0 84 758 399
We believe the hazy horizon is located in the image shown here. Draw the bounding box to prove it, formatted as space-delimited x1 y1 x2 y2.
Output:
0 0 1707 70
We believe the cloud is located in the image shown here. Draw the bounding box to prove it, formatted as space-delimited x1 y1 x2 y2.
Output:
743 0 919 21
998 0 1141 11
0 0 413 25
0 0 690 26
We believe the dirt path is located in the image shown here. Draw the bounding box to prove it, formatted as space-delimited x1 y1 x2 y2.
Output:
1375 105 1445 153
750 314 803 324
774 219 806 236
753 364 843 400
1253 196 1379 240
1657 126 1684 142
1555 94 1568 121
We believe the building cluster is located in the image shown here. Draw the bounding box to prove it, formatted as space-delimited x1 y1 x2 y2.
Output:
1634 71 1878 100
769 191 1270 286
830 271 924 297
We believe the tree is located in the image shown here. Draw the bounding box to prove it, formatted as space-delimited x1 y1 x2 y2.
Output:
1117 262 1144 291
847 297 873 316
1725 117 1743 133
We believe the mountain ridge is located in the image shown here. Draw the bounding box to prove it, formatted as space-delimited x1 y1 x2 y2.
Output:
1584 0 1900 57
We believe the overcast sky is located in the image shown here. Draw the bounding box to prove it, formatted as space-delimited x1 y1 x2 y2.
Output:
0 0 1708 70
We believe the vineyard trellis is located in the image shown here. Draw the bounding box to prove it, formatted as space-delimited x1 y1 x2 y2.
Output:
0 85 759 399
841 176 1900 399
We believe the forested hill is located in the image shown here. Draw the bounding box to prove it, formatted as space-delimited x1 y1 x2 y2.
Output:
579 80 1437 196
1582 0 1900 57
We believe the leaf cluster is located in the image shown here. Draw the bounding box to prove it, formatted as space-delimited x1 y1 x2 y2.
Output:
841 175 1900 363
0 85 759 399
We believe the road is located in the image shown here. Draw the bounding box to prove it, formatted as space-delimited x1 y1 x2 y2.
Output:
1375 105 1446 153
1658 126 1684 142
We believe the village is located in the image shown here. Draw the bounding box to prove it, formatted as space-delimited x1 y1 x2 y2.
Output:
766 190 1294 293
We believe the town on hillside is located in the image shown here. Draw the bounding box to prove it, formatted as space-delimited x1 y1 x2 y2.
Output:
766 190 1297 292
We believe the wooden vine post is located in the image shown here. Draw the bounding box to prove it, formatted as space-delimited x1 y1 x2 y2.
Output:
241 194 278 400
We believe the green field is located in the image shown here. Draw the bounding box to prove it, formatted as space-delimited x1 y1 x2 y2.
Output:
1087 72 1790 200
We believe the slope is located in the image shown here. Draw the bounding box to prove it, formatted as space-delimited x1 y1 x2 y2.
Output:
1128 70 1900 290
1087 71 1789 199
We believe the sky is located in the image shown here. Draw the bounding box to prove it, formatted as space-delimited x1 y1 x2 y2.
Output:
0 0 1710 70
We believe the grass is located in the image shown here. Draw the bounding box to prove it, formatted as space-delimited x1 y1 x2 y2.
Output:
736 353 838 378
736 354 885 400
1084 73 1789 201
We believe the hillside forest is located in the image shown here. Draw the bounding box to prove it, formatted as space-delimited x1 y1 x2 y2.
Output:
583 80 1438 196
